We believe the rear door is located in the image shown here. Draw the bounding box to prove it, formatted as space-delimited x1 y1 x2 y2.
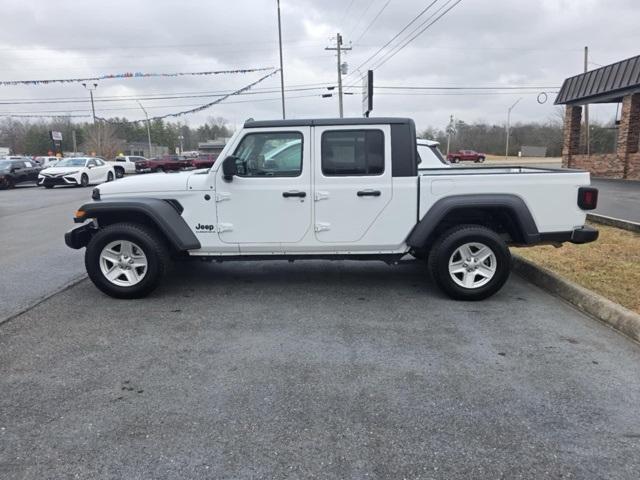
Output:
313 125 392 243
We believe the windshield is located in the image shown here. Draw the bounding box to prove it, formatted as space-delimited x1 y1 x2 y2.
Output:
54 158 87 167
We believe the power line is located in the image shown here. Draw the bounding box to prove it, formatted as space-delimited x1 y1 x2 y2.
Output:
352 0 393 45
370 0 464 71
350 0 438 76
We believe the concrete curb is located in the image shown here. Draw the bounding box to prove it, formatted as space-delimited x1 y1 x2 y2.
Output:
587 213 640 233
0 274 87 327
512 255 640 343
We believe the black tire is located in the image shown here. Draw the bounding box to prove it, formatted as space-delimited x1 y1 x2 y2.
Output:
114 168 124 179
453 157 460 163
107 171 114 182
44 185 54 189
477 156 485 163
427 224 511 301
80 173 89 187
0 177 14 189
85 223 170 299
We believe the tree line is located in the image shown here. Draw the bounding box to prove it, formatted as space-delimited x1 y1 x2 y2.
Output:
419 114 617 157
0 112 617 158
0 116 234 157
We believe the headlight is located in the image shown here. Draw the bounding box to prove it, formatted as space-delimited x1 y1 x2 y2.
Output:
63 171 79 176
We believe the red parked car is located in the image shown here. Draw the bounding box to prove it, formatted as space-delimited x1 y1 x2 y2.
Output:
190 153 220 169
135 155 192 173
446 150 486 163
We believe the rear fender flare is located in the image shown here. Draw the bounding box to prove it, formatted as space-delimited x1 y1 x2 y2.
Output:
406 194 540 247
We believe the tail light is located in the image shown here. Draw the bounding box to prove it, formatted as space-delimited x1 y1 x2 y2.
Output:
578 187 598 210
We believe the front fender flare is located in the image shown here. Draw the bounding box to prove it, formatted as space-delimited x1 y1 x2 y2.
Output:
72 197 201 251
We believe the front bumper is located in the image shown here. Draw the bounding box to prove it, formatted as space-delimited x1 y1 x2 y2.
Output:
39 175 79 186
538 225 599 245
64 223 95 249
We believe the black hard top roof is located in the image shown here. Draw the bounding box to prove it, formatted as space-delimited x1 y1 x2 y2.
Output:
244 117 414 128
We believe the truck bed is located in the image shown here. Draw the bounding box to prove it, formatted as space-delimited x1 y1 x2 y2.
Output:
418 166 591 233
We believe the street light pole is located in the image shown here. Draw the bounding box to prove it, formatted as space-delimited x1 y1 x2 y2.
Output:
505 97 523 160
276 0 286 119
82 82 98 124
137 100 153 158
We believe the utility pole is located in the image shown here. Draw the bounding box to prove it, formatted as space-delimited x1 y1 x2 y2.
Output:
137 100 153 158
505 97 523 160
276 0 286 119
325 33 351 117
584 46 590 156
72 130 77 155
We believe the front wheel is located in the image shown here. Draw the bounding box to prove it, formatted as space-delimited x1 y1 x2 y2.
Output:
427 225 511 301
452 157 460 163
80 173 89 187
477 156 485 163
85 223 170 299
114 168 124 179
0 177 14 189
106 171 114 182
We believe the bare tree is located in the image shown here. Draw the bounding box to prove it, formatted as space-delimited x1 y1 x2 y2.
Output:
82 122 124 158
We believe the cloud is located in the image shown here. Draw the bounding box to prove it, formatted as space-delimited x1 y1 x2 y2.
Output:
0 0 636 129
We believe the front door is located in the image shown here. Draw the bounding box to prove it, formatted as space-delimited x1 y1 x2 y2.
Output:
215 128 312 247
313 125 392 243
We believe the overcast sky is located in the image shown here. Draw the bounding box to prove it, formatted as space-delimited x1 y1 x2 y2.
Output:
0 0 637 131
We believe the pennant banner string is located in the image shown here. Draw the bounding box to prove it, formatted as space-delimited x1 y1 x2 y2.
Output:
97 69 280 124
0 67 274 87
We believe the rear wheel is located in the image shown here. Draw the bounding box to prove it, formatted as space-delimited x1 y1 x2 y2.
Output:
428 224 511 301
85 223 170 299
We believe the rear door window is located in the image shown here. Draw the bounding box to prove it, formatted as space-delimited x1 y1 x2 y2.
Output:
321 130 384 176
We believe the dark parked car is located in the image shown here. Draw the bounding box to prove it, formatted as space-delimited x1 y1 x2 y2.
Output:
190 153 220 169
0 158 41 189
135 155 192 173
446 150 486 163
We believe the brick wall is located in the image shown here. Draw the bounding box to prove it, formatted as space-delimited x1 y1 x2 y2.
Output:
562 93 640 179
568 154 625 178
626 153 640 180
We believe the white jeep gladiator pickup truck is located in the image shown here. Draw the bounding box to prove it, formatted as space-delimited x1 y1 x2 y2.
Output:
65 117 599 301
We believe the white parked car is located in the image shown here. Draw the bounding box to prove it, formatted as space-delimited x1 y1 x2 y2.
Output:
34 156 61 168
38 157 115 188
65 117 599 301
417 139 450 169
107 155 147 178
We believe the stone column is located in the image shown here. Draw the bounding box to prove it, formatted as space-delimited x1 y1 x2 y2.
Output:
562 105 582 168
618 93 640 178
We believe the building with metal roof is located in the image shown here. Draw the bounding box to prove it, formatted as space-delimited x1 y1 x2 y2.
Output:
557 54 640 180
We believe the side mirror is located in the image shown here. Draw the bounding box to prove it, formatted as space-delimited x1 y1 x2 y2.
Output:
222 155 238 181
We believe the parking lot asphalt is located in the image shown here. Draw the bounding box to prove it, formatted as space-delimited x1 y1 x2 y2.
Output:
1 260 639 479
591 178 640 223
0 184 89 321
